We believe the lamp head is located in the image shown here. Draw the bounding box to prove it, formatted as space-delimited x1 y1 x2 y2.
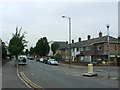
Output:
106 24 110 29
62 16 66 18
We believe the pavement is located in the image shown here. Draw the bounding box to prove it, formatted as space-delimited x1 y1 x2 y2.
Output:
2 60 28 89
59 63 119 80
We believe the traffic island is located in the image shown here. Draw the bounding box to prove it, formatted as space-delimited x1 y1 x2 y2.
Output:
83 72 98 77
83 63 98 77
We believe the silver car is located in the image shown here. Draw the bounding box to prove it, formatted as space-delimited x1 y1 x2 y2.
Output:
47 59 58 65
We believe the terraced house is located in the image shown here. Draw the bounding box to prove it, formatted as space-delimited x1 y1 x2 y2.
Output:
58 32 120 65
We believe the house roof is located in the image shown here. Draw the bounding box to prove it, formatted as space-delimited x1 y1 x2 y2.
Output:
49 41 67 49
59 35 118 50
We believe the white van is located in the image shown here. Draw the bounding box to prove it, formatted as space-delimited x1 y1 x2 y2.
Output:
18 55 27 65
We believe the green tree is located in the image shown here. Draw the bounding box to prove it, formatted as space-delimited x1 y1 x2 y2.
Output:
2 42 7 59
51 42 60 55
29 47 35 55
54 52 62 61
8 27 27 60
25 49 29 55
35 37 49 56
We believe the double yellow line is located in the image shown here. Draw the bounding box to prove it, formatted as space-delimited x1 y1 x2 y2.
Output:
17 65 44 90
19 72 43 90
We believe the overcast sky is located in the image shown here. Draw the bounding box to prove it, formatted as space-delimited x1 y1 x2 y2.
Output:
0 0 119 49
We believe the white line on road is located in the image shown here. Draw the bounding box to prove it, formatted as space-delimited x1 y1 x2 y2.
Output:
65 72 81 77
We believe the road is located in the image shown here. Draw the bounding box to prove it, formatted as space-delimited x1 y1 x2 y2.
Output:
18 60 118 89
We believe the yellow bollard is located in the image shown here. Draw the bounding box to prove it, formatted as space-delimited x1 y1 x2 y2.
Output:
88 64 93 73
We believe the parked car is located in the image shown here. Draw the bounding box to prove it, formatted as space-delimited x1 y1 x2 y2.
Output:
36 58 40 61
47 59 58 65
27 57 34 60
40 58 44 62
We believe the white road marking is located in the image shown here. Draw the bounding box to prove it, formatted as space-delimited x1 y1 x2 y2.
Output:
65 72 81 77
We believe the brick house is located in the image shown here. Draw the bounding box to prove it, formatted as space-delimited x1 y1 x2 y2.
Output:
58 32 120 65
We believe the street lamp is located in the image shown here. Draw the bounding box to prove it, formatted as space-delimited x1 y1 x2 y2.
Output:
106 24 110 78
62 15 72 67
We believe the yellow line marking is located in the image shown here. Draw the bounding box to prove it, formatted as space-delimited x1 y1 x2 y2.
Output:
21 73 39 88
20 72 43 89
20 72 38 88
17 65 32 89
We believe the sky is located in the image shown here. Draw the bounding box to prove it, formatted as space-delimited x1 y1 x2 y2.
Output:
0 0 119 49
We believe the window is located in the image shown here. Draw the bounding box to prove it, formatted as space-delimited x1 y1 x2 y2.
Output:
98 45 102 50
86 46 91 51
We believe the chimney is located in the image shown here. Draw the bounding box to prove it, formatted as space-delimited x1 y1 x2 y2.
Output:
99 31 102 38
87 35 91 40
66 41 68 44
72 39 74 43
78 37 81 42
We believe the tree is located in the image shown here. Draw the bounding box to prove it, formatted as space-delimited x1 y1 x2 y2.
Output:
29 47 35 55
25 49 29 55
35 37 50 56
51 42 60 55
8 27 27 60
54 52 62 61
2 42 7 59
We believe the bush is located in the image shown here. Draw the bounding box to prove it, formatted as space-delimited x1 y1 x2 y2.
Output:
54 53 62 61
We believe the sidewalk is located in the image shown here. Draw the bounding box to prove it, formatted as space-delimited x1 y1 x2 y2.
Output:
2 60 28 88
59 63 119 80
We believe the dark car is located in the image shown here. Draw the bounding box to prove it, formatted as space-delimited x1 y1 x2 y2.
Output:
36 58 40 61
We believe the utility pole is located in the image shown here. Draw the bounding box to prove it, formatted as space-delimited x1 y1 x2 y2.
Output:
62 16 72 67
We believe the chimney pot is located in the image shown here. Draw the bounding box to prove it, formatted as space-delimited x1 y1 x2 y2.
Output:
78 37 81 42
87 35 91 40
99 31 102 38
72 39 74 43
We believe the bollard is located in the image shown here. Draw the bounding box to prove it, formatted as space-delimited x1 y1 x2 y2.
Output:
88 64 93 73
83 63 97 77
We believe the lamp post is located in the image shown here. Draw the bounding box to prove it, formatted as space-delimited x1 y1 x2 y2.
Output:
62 15 71 67
106 24 110 78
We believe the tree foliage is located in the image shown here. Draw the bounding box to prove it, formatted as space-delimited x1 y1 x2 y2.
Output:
25 49 29 55
54 52 62 61
35 37 49 56
29 47 35 55
2 42 7 59
8 27 27 57
51 42 60 55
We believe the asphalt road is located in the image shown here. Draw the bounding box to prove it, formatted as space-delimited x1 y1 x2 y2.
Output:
18 60 118 88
